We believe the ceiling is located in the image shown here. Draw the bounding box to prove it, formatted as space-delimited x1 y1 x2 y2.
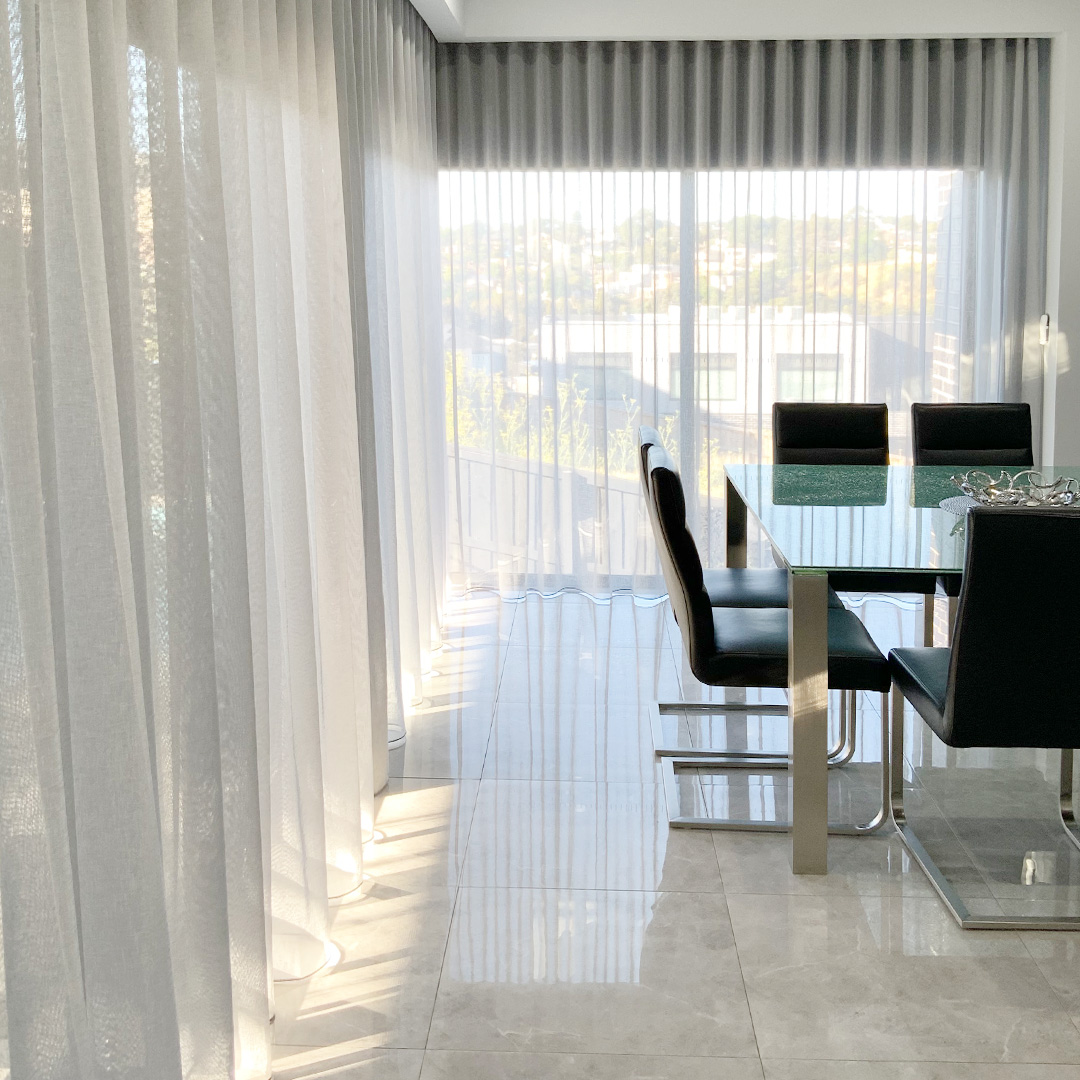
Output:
411 0 1070 43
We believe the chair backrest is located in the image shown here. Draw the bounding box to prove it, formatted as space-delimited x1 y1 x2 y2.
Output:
638 425 665 553
644 444 713 670
773 402 889 465
638 425 662 499
943 507 1080 747
911 402 1033 467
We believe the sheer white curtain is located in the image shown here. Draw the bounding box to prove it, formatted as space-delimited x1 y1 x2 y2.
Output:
436 39 1049 591
336 0 445 742
0 0 389 1075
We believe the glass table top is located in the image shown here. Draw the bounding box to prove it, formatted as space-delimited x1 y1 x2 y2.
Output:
724 464 1080 575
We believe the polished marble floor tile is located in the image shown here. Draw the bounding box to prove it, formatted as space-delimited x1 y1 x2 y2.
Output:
272 884 457 1049
483 702 660 783
421 1050 764 1079
497 646 682 706
272 1045 425 1080
1021 931 1080 1022
762 1062 1080 1080
438 593 517 645
419 665 501 708
365 779 479 888
273 592 1080 1077
728 892 1080 1063
427 888 757 1057
460 779 723 892
389 702 494 780
711 830 936 898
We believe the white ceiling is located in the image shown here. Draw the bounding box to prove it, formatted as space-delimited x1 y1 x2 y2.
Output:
412 0 1073 43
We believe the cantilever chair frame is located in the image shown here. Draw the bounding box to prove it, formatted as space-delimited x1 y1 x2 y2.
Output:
888 504 1080 930
652 691 859 767
889 688 1080 930
657 693 891 835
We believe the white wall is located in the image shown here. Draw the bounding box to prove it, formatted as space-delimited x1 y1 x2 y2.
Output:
416 0 1080 465
439 1 1070 42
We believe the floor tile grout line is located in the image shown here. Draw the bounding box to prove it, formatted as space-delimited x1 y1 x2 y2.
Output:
422 1047 768 1062
1018 929 1080 1037
698 769 765 1071
417 597 517 1059
722 901 765 1071
450 883 725 896
416 877 465 1062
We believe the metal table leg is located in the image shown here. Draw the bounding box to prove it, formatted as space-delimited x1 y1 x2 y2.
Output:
922 595 935 647
788 569 830 875
726 476 747 569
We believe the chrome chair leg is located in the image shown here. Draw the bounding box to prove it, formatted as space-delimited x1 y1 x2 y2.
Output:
654 689 858 768
1059 748 1080 854
661 693 889 834
889 683 907 828
828 689 859 767
890 686 1080 929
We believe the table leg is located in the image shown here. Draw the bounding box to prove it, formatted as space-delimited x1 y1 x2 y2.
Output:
788 570 830 875
726 477 747 569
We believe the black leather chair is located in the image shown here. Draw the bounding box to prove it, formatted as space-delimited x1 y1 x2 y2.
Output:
911 402 1033 468
646 443 891 832
912 402 1035 607
772 402 938 645
888 506 1080 929
639 427 858 766
773 402 890 466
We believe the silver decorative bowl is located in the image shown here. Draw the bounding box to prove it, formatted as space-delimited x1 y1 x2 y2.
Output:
951 469 1080 507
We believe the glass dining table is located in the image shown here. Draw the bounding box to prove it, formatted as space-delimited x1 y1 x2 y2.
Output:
723 463 973 875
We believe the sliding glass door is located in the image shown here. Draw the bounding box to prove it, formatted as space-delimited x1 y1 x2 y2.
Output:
442 165 975 592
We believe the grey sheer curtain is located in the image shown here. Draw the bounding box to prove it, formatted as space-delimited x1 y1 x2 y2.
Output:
437 39 1049 591
0 0 442 1078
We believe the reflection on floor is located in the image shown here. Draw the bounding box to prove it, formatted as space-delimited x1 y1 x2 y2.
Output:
272 592 1080 1080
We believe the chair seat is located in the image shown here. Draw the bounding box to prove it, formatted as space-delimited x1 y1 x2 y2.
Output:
890 647 950 740
693 606 890 692
702 567 845 609
827 570 936 596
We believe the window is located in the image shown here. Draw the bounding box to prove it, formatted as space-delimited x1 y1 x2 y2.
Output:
568 352 635 400
775 354 841 403
671 354 738 403
443 167 970 585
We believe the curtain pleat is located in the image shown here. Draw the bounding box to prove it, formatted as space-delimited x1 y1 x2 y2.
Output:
334 0 445 745
437 39 1049 171
438 38 1049 594
0 0 440 1073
